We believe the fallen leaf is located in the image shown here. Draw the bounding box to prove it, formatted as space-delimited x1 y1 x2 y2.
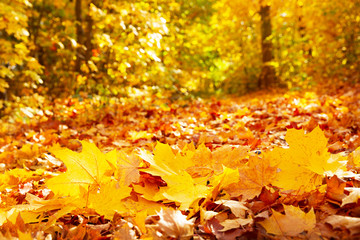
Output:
341 187 360 207
223 155 277 200
138 142 194 176
326 175 346 203
215 200 249 218
162 171 209 210
267 127 346 192
260 205 316 236
146 208 194 240
46 141 113 196
325 215 360 235
87 182 132 218
219 218 253 232
106 149 140 185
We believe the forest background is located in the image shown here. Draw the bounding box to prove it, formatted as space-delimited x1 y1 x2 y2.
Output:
1 0 359 107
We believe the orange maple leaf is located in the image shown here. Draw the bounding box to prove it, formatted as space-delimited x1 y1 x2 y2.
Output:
260 205 316 236
224 155 277 200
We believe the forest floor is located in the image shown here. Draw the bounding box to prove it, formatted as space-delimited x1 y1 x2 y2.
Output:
1 83 360 239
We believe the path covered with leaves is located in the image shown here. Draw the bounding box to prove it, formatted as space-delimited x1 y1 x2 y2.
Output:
1 85 360 239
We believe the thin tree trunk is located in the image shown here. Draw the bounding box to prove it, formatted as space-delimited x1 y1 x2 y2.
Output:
258 4 276 89
75 0 83 73
85 12 93 63
297 1 312 57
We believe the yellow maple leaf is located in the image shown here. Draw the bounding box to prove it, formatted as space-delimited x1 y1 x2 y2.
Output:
0 168 44 192
21 193 81 226
267 127 346 192
46 141 114 197
17 231 33 240
0 194 81 228
0 210 6 226
128 130 153 141
162 171 209 210
133 181 166 202
208 167 240 201
138 143 208 209
260 205 316 236
87 182 132 219
138 142 195 176
133 210 148 234
128 196 163 215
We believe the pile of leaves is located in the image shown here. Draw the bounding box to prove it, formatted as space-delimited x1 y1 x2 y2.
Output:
1 85 360 239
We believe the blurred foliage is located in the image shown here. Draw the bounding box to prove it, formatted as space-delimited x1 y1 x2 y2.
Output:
0 0 359 105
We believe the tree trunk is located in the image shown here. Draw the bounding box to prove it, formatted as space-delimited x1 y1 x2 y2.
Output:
297 1 312 57
85 13 93 64
75 0 83 73
258 4 276 89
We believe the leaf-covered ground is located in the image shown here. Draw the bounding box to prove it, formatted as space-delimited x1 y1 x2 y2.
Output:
1 84 360 239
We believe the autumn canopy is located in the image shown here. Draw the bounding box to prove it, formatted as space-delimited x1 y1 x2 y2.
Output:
1 0 360 239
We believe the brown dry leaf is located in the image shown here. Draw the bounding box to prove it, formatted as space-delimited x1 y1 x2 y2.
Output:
341 187 360 207
215 200 249 218
219 218 253 232
203 216 247 239
325 215 360 235
191 144 212 167
214 200 253 232
113 219 139 240
146 208 194 240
